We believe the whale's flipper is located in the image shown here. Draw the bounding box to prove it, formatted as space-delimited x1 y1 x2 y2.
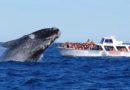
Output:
2 36 28 48
1 27 60 62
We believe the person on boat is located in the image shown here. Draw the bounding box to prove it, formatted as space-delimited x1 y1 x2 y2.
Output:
60 39 96 50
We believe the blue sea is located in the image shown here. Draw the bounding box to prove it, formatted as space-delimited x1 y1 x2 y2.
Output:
0 44 130 90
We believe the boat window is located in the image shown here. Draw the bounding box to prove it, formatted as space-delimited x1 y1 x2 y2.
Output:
100 38 104 44
104 46 115 51
116 46 128 52
91 45 103 51
105 39 113 43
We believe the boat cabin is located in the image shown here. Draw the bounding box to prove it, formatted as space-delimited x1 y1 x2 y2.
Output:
100 36 123 45
98 36 130 52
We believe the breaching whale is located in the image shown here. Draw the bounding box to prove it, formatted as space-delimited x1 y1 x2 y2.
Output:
0 27 60 62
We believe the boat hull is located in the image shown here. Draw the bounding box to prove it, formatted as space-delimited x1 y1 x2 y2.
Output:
59 48 130 57
59 48 103 57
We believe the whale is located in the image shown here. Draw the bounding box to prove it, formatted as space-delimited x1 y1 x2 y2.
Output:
0 27 60 62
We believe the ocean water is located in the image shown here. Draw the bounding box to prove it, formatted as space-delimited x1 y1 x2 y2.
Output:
0 44 130 90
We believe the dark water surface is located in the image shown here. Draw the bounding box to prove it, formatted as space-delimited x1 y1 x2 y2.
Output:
0 44 130 90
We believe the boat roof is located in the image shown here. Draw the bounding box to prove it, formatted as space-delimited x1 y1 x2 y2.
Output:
98 36 130 46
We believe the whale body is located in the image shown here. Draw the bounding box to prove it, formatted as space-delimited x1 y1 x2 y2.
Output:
0 27 60 62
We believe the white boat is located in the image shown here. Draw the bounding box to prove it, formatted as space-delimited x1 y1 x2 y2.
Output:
58 36 130 57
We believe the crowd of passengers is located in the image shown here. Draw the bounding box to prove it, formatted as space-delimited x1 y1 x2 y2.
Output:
117 47 128 52
60 40 99 50
60 40 130 52
104 46 128 52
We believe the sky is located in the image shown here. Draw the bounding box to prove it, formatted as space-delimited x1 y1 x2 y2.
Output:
0 0 130 43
